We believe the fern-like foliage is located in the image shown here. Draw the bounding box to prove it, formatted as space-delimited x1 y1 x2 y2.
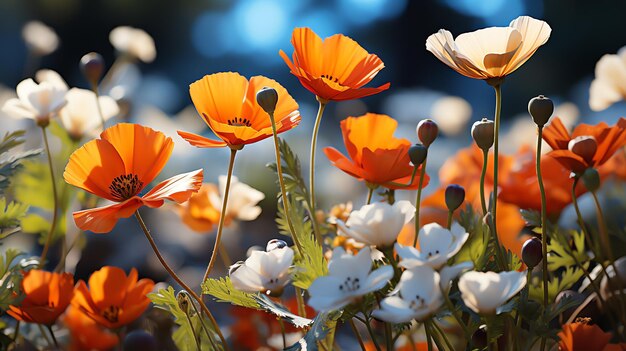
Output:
0 130 41 193
202 276 260 309
0 249 38 311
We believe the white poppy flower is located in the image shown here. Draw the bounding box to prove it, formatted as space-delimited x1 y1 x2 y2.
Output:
440 261 474 291
308 247 393 312
58 88 119 140
372 265 444 323
22 21 59 56
2 76 67 125
210 176 265 222
229 245 294 296
110 26 156 63
458 270 527 315
336 201 415 248
396 222 469 270
589 46 626 111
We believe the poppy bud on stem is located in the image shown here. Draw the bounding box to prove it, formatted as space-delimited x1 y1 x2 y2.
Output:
256 86 278 115
413 119 438 247
528 95 554 127
80 52 108 132
445 184 465 229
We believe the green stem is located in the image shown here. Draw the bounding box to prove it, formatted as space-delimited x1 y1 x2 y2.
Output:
90 82 107 133
203 149 237 283
134 211 229 350
384 321 393 351
362 313 382 351
349 319 367 351
12 321 19 342
442 287 470 339
535 127 549 312
571 178 598 255
425 320 445 351
431 319 454 351
46 325 59 348
185 311 202 351
446 211 453 230
366 187 374 205
490 85 507 271
413 156 428 247
309 98 327 244
425 322 433 351
479 149 489 215
189 296 217 350
37 324 53 348
39 126 59 268
590 191 613 261
279 318 287 349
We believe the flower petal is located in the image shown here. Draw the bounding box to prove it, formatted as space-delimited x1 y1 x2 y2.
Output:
73 198 143 233
177 130 228 148
142 169 203 205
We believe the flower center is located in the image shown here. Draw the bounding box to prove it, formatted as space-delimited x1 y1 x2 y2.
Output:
426 250 440 258
227 117 252 127
338 276 360 293
102 305 120 323
409 294 426 312
321 74 340 83
109 173 143 201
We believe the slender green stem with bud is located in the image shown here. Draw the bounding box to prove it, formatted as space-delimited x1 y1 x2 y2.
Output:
479 149 489 215
89 83 107 133
309 98 327 243
366 187 374 205
535 127 549 351
349 319 367 351
39 126 59 268
413 156 428 247
490 84 508 271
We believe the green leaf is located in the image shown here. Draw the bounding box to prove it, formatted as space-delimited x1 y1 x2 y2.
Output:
148 286 223 351
20 212 67 245
548 230 588 271
454 206 491 269
0 130 41 194
0 198 28 230
201 277 260 309
285 311 342 351
528 265 587 302
0 249 38 311
254 294 313 328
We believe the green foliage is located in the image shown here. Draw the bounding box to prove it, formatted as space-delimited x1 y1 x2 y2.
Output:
148 286 223 351
528 265 587 302
455 206 492 269
201 277 260 309
0 198 29 241
255 294 313 328
285 311 342 351
266 137 310 204
20 213 67 245
0 130 42 194
548 230 588 271
0 249 38 311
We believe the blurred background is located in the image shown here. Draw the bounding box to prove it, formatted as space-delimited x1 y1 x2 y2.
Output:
1 0 626 345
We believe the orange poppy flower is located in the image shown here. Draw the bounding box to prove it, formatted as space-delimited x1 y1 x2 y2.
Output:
178 72 300 149
72 266 154 330
7 269 74 325
323 113 429 190
280 27 390 102
558 322 626 351
63 306 119 351
543 117 626 174
64 123 203 233
176 183 221 233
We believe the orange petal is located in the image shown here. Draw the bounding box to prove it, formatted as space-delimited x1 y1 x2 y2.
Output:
542 117 571 150
73 198 143 233
331 82 391 101
323 147 366 180
548 150 588 174
87 266 130 311
189 72 247 126
142 169 204 205
177 130 228 148
64 138 127 202
244 75 300 131
100 123 173 186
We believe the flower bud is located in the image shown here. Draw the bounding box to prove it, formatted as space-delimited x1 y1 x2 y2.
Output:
528 95 554 127
471 118 494 150
521 237 543 268
123 330 158 351
445 184 465 212
416 119 438 147
256 86 278 115
266 239 288 252
568 136 597 165
581 168 600 192
471 325 488 349
408 143 427 166
79 52 105 86
176 290 191 314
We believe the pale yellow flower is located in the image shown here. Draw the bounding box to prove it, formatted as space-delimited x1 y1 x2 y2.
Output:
426 16 551 81
589 46 626 111
109 26 156 63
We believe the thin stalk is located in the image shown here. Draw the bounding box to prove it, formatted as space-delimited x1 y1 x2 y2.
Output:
309 98 327 244
134 211 229 350
279 318 287 349
361 313 382 351
491 84 507 271
425 322 433 351
12 321 19 342
413 156 428 247
203 149 237 283
479 149 489 215
442 287 470 339
37 324 53 348
535 127 549 313
46 325 59 348
571 178 597 254
590 191 613 261
349 319 367 351
189 297 217 350
446 211 453 230
431 320 454 351
366 187 374 205
425 320 445 351
39 126 59 268
384 321 393 351
185 312 202 351
90 83 107 132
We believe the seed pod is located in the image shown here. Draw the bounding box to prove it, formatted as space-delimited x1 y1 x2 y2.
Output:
79 52 105 86
445 184 465 212
471 118 495 150
521 237 543 269
568 136 597 165
528 95 554 127
408 143 427 166
581 168 600 192
176 290 191 314
266 239 288 252
256 87 278 115
416 119 438 147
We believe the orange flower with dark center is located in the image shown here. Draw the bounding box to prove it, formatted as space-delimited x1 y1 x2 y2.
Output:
8 269 74 325
178 72 300 149
64 123 203 233
72 266 154 329
280 27 390 101
543 117 626 174
323 113 428 190
63 306 119 351
558 322 626 351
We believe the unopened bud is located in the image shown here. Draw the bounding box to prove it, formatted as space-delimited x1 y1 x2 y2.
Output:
266 239 288 252
471 118 494 150
416 119 438 147
528 95 554 127
176 290 191 314
472 325 488 349
256 87 278 115
581 168 600 192
408 143 427 166
79 52 105 86
521 237 543 268
445 184 465 212
568 136 597 165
